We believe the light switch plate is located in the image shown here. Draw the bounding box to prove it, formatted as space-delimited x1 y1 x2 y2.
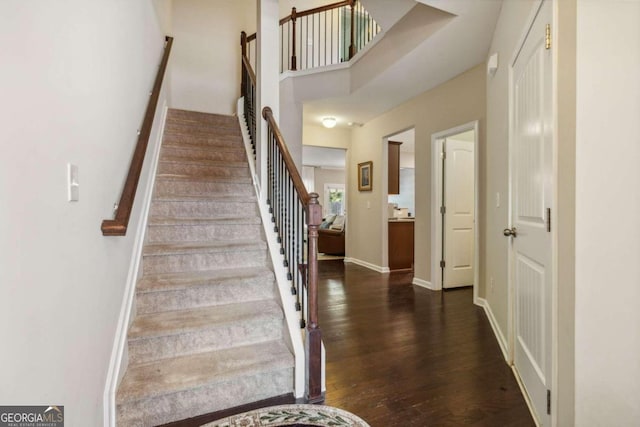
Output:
68 163 79 202
495 192 500 208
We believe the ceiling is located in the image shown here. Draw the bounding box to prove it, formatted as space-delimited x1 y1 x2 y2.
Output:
302 0 503 127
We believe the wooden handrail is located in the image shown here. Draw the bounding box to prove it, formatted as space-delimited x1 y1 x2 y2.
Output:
295 0 351 19
262 107 312 206
279 0 351 24
101 36 173 236
242 54 256 86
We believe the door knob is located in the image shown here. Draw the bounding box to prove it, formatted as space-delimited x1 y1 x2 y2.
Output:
503 227 517 237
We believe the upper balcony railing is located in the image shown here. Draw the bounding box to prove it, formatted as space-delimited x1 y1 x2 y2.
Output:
246 0 380 74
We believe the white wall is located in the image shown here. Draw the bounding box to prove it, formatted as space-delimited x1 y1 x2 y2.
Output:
0 1 166 425
171 0 256 115
484 0 539 343
574 1 640 424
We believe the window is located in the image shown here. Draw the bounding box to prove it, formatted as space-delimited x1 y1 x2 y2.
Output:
324 184 345 216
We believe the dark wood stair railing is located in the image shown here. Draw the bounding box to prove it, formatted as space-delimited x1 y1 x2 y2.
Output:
101 36 173 236
240 31 257 156
245 0 380 74
262 106 323 403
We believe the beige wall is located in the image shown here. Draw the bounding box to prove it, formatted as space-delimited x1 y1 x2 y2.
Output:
171 0 256 115
484 0 539 341
347 64 485 278
574 0 640 423
0 1 166 424
303 124 352 149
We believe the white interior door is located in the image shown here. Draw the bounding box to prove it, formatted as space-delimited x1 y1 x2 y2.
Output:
443 139 475 288
509 1 552 424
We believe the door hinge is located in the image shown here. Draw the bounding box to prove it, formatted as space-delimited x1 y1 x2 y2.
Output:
546 207 551 232
545 24 551 49
547 389 551 414
440 206 446 215
440 260 445 269
441 150 446 160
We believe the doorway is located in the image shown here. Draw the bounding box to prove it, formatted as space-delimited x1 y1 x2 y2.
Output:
431 122 479 300
383 128 416 272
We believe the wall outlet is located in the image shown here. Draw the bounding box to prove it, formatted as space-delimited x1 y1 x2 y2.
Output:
495 192 500 208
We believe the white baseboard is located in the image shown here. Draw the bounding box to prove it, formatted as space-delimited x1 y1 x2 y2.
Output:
476 297 509 362
343 257 390 273
511 365 541 426
412 277 437 290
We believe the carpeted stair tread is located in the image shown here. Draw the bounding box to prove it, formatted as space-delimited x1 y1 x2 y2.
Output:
154 180 254 198
143 240 267 257
167 109 239 125
162 138 243 150
152 193 256 203
159 158 248 168
155 174 253 184
148 216 261 226
116 340 294 403
128 300 283 340
149 199 259 220
165 122 241 136
134 268 277 315
137 266 274 293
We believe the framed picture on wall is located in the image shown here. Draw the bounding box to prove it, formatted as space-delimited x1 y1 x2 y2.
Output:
358 161 373 191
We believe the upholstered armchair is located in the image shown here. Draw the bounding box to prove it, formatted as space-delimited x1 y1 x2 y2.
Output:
317 215 345 255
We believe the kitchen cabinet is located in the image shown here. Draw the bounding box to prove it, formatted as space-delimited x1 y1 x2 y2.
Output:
388 219 414 271
388 141 402 195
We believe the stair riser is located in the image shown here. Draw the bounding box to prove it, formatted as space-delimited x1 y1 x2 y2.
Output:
165 122 241 135
167 110 238 125
128 317 284 365
163 134 242 148
136 279 276 314
161 146 247 163
143 250 268 275
117 368 294 427
149 200 259 218
154 180 254 198
158 162 250 178
146 224 263 243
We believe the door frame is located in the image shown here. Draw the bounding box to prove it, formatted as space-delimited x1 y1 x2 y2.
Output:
430 120 480 304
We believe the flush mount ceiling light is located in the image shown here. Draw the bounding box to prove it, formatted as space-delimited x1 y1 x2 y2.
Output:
322 117 337 128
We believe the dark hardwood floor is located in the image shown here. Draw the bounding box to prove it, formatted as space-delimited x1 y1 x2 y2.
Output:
318 260 535 427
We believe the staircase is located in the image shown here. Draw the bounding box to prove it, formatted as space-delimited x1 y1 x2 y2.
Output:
116 109 294 426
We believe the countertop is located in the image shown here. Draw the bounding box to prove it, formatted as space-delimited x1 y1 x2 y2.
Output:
388 218 415 222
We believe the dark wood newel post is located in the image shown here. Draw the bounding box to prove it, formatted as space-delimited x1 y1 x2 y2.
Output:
240 31 247 97
348 0 356 59
306 193 323 403
291 7 298 71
